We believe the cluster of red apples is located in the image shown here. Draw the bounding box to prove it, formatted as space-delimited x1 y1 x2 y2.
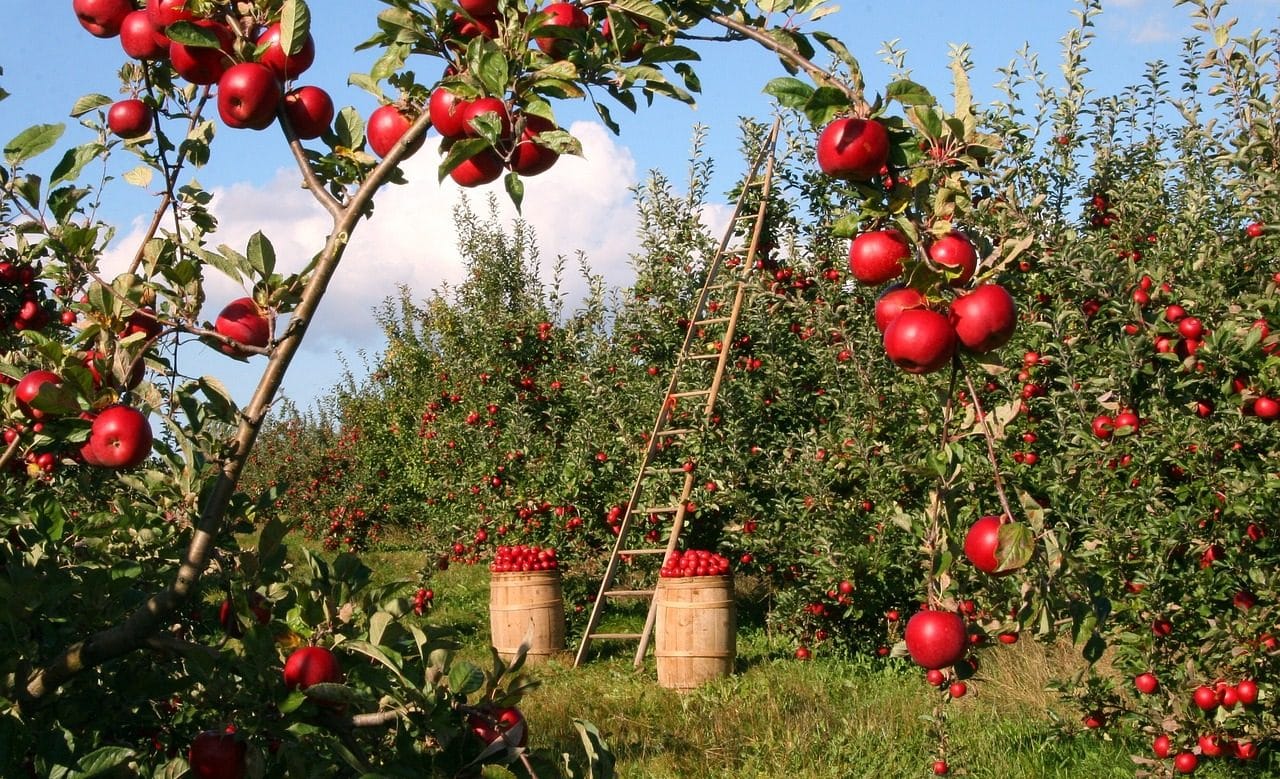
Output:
659 548 731 578
363 0 592 187
74 0 335 141
490 543 560 572
816 116 1017 374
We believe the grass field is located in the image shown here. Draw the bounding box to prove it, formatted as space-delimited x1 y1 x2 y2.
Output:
339 549 1207 779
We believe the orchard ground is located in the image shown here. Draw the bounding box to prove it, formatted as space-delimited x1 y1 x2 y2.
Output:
332 540 1237 779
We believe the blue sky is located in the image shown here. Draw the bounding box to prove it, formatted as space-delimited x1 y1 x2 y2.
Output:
3 1 1276 409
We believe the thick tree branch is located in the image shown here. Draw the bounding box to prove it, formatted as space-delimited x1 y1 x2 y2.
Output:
21 100 435 706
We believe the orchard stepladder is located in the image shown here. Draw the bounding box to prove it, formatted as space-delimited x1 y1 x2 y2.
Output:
573 118 782 669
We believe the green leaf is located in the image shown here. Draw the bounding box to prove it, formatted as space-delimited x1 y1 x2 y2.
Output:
437 138 490 181
123 166 154 187
50 143 105 188
907 105 944 139
610 0 667 24
342 639 413 687
164 20 221 48
5 123 64 166
504 171 524 212
257 517 289 563
475 46 509 97
803 86 851 126
280 0 311 56
762 77 814 110
448 660 485 696
334 106 364 149
246 231 276 277
885 79 935 107
572 719 616 779
369 611 393 647
640 45 700 64
55 745 135 779
996 522 1034 572
1082 633 1106 664
70 94 113 118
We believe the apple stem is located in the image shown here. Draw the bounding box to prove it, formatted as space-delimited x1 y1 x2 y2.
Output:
962 368 1017 526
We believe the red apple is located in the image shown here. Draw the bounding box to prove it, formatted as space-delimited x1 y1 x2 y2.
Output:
255 22 315 80
107 99 152 139
1152 734 1172 759
848 229 910 286
450 148 505 187
1236 678 1258 705
1134 673 1159 695
874 285 926 333
74 0 133 38
903 609 968 669
367 104 424 159
535 2 590 58
217 63 283 130
963 515 1019 575
15 370 64 420
89 405 153 469
214 297 270 356
119 10 170 60
283 646 343 690
883 308 957 374
1253 395 1279 420
1246 221 1265 238
147 0 195 28
429 87 471 138
816 117 890 180
510 114 559 176
460 96 511 138
468 705 528 748
283 85 334 140
459 0 499 15
451 11 501 40
188 730 247 779
928 231 977 286
169 20 234 85
949 283 1017 353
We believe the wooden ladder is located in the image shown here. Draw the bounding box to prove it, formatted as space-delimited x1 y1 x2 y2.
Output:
573 118 782 669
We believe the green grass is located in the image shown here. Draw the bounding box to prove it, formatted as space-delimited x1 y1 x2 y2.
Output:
406 562 1169 779
280 544 1251 778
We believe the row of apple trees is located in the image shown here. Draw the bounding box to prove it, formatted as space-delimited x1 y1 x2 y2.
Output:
246 0 1280 772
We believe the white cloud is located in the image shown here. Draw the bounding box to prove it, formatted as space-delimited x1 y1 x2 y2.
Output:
102 121 653 404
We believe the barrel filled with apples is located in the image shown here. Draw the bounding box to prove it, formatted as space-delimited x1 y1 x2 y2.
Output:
654 549 736 690
488 545 566 664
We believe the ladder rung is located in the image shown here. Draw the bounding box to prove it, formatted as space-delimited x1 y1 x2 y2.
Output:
644 466 691 474
641 506 680 514
588 632 643 640
689 353 721 360
655 428 693 435
605 589 655 598
670 389 711 398
620 548 668 555
695 316 731 326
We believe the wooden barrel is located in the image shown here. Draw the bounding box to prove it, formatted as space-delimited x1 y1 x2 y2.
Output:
654 575 736 689
489 570 566 664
